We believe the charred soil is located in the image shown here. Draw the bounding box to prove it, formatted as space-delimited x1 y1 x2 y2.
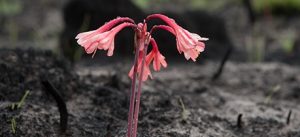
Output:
0 49 300 137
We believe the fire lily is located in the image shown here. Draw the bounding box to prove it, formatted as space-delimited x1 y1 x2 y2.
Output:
147 14 208 61
75 14 207 137
128 38 167 81
146 38 167 71
128 50 152 81
76 17 134 57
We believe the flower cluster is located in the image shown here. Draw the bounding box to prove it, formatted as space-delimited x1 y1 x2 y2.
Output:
75 14 208 81
75 14 208 137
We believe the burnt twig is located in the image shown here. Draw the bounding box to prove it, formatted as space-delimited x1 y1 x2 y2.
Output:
237 113 243 128
105 118 114 137
41 80 68 132
212 46 232 81
286 110 292 125
243 0 256 24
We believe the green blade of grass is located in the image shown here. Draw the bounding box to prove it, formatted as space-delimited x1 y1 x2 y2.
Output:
11 117 16 134
17 90 30 109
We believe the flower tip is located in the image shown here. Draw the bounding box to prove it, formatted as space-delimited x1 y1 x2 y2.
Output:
162 61 167 68
107 51 113 56
75 35 80 39
201 37 209 41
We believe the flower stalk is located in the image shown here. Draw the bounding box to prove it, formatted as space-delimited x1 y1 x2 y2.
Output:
132 44 148 137
127 33 141 137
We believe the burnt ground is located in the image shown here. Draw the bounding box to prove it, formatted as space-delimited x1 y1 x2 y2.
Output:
0 49 300 137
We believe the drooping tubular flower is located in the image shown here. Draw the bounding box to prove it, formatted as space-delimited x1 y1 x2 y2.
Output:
128 38 167 81
75 14 207 137
76 17 134 57
128 50 152 81
147 14 208 61
146 38 167 71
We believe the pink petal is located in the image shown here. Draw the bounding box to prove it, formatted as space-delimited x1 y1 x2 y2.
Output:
159 54 167 68
85 42 98 54
107 40 115 56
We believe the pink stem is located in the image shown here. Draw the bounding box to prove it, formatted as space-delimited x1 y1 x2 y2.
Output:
127 35 140 137
132 44 148 137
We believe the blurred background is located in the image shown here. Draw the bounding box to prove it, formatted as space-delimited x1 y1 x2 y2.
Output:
0 0 300 64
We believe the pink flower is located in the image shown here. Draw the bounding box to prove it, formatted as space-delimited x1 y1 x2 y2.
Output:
128 38 167 81
128 50 152 81
146 38 167 71
75 14 208 137
147 14 208 61
76 17 134 56
76 14 208 82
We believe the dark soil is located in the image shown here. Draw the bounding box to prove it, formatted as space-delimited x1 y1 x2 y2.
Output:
1 49 300 137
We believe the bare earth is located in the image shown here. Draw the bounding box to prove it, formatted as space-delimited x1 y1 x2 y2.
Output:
0 49 300 137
